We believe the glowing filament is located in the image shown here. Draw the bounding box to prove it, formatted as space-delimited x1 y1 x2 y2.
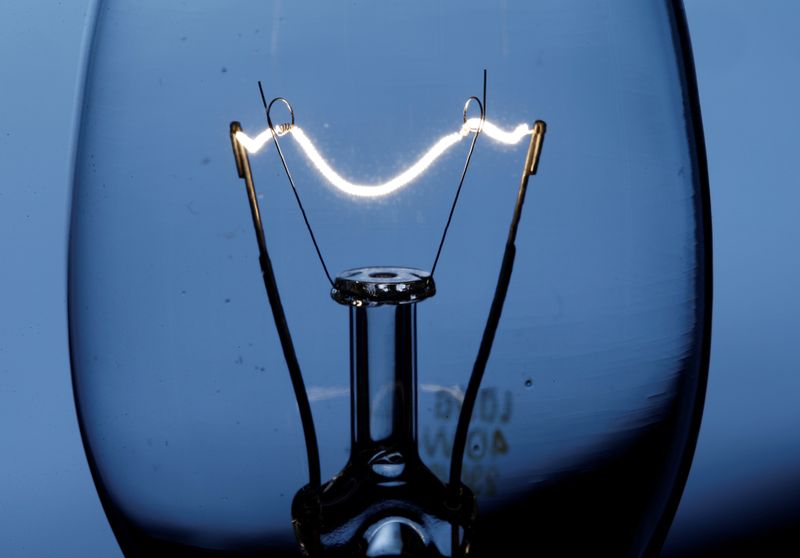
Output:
234 119 533 198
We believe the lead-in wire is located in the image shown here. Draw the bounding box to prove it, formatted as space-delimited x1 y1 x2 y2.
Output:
228 120 322 490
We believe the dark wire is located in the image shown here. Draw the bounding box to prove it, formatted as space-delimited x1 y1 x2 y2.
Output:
448 241 516 489
256 246 323 490
431 69 488 276
449 120 546 496
230 121 321 489
258 81 335 287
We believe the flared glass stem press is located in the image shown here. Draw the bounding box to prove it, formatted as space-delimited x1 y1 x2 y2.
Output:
292 268 473 557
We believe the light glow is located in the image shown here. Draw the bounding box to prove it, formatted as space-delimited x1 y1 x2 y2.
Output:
234 119 532 198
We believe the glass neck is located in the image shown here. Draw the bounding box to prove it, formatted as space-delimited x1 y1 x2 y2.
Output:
349 303 417 456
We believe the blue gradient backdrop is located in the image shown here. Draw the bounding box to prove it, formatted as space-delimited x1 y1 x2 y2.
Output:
0 1 797 556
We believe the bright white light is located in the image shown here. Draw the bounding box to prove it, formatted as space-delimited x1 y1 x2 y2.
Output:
235 128 277 153
464 118 532 145
291 127 465 197
234 119 532 198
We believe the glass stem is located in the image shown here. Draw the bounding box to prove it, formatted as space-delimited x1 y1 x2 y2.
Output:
350 304 417 456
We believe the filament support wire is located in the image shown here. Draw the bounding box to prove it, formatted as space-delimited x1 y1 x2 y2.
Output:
430 76 486 276
259 82 335 287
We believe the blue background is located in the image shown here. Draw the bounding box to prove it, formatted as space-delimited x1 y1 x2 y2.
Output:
0 1 797 556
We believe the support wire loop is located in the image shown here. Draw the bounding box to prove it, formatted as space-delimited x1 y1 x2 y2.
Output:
266 96 296 136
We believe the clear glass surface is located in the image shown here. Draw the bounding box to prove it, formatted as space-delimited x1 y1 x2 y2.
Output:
68 1 711 556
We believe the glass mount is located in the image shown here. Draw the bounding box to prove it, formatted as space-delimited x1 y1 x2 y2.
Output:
292 267 475 557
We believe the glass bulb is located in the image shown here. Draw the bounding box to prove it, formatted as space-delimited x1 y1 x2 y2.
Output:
68 1 711 556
